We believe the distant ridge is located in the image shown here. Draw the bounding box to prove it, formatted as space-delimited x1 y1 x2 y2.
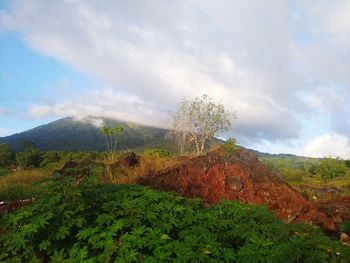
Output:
0 117 175 152
0 117 308 159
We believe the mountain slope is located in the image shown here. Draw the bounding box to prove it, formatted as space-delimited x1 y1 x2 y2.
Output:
0 117 175 152
0 117 309 160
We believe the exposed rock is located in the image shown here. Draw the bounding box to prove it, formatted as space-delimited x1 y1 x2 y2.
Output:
226 176 243 192
140 148 341 232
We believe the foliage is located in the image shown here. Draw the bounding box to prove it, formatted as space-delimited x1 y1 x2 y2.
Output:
40 151 63 168
1 176 349 262
0 143 15 168
222 138 239 157
0 168 52 201
15 141 43 169
0 117 177 152
313 158 348 181
143 148 171 158
101 126 124 153
344 160 350 168
169 94 235 155
0 168 8 177
339 221 350 235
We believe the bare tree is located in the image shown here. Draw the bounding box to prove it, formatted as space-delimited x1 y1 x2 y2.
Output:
168 95 236 155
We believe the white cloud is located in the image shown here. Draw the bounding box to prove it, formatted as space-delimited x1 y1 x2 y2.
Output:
0 128 15 137
29 88 167 128
1 0 350 151
1 0 304 144
303 133 350 159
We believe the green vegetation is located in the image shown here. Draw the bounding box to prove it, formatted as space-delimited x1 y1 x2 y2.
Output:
1 175 349 262
310 158 348 181
222 138 239 157
143 148 171 158
339 221 350 235
0 143 15 169
259 155 350 200
15 141 43 169
101 126 124 157
0 117 177 152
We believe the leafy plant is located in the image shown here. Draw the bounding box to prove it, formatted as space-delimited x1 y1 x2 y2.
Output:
100 126 124 160
222 138 239 157
1 176 349 262
339 221 350 235
0 143 15 168
16 141 43 169
316 158 348 181
143 148 170 158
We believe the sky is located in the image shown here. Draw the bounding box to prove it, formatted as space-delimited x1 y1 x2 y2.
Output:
1 0 350 158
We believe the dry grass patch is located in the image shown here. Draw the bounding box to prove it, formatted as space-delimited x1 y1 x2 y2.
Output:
100 154 180 185
0 168 52 192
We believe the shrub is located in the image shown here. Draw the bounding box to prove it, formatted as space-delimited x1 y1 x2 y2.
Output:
316 158 348 181
222 138 239 157
0 143 15 168
143 148 170 158
16 142 43 169
339 221 350 235
0 176 349 262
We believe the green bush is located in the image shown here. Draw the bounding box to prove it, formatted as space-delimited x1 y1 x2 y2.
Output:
1 176 349 262
316 158 348 181
16 142 43 169
339 221 350 235
0 143 15 168
144 148 171 158
222 138 239 157
0 167 8 177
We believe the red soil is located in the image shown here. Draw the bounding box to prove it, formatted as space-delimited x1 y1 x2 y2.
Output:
141 148 349 232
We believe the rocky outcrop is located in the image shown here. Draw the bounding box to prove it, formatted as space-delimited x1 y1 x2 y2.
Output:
141 149 344 232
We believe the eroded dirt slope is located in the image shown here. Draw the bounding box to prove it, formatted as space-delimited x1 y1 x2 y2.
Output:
141 148 349 232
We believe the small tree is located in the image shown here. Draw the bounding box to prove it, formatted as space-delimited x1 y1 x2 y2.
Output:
316 158 348 181
16 141 42 169
169 95 235 155
100 126 123 162
0 143 15 168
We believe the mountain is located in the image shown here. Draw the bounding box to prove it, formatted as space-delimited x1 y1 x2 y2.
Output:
0 117 307 159
0 117 176 152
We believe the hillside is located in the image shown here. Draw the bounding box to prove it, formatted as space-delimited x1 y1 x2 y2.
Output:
0 117 176 152
0 117 312 161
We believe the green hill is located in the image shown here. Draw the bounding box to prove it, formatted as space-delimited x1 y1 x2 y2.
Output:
0 117 176 152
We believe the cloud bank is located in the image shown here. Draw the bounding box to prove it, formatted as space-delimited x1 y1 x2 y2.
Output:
1 0 350 156
304 133 350 159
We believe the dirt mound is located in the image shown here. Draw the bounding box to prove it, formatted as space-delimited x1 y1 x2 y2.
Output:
141 149 341 232
316 197 350 224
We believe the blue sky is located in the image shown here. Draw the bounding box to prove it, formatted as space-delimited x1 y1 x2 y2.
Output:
1 0 350 158
0 31 100 133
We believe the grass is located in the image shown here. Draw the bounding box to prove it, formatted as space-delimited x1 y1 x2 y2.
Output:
285 174 350 201
0 168 53 201
100 154 180 185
